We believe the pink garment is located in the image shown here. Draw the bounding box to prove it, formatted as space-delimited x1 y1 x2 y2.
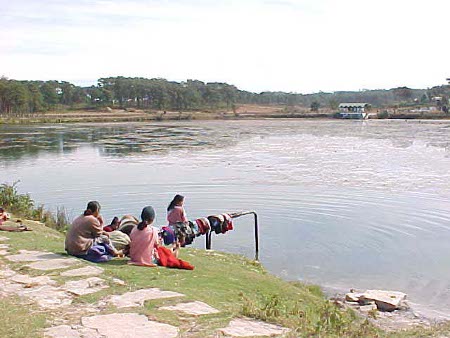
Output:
129 225 159 266
167 206 188 224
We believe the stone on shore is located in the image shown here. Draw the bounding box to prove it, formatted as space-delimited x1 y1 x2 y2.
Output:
346 290 407 312
0 236 10 241
361 290 407 312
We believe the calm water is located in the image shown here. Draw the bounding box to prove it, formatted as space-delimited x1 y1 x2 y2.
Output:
1 119 450 316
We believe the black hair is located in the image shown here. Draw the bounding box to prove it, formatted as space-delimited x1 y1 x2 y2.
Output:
137 206 156 230
84 201 101 216
167 194 184 212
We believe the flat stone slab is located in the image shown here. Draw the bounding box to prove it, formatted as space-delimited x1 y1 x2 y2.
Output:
82 313 178 338
0 236 9 241
44 325 98 338
0 250 8 256
160 301 220 315
11 273 56 286
109 288 184 308
44 325 82 338
347 290 407 312
63 277 109 296
60 266 104 277
18 284 72 309
0 268 17 278
26 258 78 271
0 244 9 249
219 318 290 337
6 250 64 262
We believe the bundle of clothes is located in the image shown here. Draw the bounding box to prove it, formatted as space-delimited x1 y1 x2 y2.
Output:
160 213 234 247
101 213 233 270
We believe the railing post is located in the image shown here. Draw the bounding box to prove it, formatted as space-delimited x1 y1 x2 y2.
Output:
253 212 259 262
203 210 259 262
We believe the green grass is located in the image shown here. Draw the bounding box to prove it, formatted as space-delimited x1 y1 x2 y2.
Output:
1 219 450 337
0 297 47 338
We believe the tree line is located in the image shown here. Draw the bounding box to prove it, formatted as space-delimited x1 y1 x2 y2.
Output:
0 75 448 116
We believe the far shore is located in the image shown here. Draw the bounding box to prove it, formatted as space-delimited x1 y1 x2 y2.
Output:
1 104 449 124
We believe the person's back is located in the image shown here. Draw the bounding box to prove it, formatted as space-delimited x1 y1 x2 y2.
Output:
65 213 102 256
129 206 158 267
167 194 188 225
129 225 158 266
167 205 187 225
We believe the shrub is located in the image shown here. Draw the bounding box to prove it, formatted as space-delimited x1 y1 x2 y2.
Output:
0 181 34 218
0 182 70 232
377 111 389 119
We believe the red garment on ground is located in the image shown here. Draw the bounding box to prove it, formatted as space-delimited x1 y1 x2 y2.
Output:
157 246 194 270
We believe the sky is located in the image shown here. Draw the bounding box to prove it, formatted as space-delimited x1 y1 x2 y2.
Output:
1 0 449 93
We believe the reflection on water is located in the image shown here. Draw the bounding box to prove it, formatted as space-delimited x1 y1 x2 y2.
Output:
1 119 450 315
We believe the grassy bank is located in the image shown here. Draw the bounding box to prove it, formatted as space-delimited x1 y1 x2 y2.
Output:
2 184 450 337
1 218 379 337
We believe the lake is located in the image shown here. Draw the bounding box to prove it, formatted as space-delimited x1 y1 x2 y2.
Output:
1 119 450 317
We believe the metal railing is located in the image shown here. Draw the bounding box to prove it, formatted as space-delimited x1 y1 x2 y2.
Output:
205 210 259 262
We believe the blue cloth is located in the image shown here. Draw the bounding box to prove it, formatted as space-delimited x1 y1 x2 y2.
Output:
77 243 114 263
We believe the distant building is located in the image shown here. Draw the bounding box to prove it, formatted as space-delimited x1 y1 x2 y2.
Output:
338 103 370 119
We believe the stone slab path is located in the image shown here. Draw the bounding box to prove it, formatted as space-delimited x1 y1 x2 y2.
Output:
63 277 109 296
108 288 184 308
27 257 78 270
1 236 290 338
7 250 66 262
61 266 104 277
160 300 220 315
219 318 290 337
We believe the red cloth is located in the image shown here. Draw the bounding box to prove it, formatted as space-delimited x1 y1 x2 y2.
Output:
103 225 113 232
157 246 194 270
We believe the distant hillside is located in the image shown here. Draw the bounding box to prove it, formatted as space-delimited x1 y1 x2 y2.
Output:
1 76 449 117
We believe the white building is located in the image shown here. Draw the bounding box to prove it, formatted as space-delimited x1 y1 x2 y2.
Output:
338 103 370 119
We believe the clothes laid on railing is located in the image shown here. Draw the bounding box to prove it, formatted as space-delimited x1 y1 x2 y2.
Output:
159 213 234 247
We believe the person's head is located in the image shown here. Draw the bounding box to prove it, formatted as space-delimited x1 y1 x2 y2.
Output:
137 206 156 230
83 201 101 217
110 216 120 230
0 208 4 213
167 194 184 211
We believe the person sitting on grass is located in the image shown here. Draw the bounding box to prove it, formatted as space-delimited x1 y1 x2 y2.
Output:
167 194 188 226
0 208 10 225
103 216 120 232
129 206 193 270
65 201 122 263
129 206 162 267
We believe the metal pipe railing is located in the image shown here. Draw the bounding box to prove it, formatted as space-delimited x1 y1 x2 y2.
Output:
205 210 259 261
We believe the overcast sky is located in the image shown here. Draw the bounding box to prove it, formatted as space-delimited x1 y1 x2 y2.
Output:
1 0 449 93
